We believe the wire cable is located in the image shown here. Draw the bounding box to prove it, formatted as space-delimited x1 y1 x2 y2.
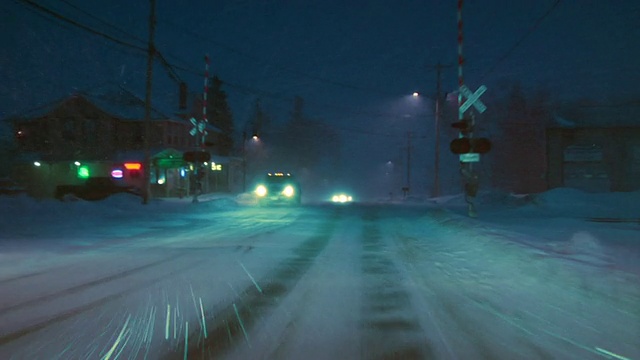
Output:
16 0 146 53
479 0 561 83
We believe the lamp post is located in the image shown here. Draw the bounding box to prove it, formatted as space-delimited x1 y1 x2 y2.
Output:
242 131 247 192
409 91 440 198
434 83 441 198
242 129 259 193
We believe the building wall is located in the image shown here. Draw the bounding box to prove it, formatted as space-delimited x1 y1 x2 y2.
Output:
546 127 640 192
10 95 232 197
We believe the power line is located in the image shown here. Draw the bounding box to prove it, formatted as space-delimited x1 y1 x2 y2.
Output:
16 0 147 53
55 0 147 46
17 0 184 84
479 0 561 82
158 18 400 97
26 0 380 103
12 0 429 132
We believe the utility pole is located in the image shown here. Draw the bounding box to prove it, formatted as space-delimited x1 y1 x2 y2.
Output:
457 0 478 218
142 0 156 205
432 61 453 198
192 55 210 204
403 131 412 198
242 131 247 193
451 0 488 218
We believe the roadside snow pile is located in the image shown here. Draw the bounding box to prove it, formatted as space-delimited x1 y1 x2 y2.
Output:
435 187 640 220
431 189 537 209
545 230 613 267
0 192 240 245
531 188 640 218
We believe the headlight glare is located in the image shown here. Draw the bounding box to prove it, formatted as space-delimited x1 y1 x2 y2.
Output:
255 185 267 197
283 185 295 197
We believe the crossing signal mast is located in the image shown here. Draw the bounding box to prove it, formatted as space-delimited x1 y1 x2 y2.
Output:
452 0 491 217
184 55 211 204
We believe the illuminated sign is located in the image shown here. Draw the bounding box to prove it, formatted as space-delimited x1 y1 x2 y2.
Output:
77 165 90 179
124 162 142 170
111 169 124 179
210 162 222 171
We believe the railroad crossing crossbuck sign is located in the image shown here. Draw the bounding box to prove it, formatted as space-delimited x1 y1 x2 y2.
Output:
459 84 487 115
189 117 207 137
458 84 487 163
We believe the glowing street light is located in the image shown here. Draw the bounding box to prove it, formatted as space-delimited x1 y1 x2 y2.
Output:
242 129 260 192
412 92 419 97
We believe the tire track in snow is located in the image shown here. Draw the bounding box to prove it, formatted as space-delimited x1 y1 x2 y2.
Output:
0 255 211 347
0 254 186 317
392 213 624 359
358 207 437 359
0 210 308 348
163 207 342 359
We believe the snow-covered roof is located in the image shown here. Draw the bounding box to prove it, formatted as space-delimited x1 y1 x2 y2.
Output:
8 82 181 123
6 82 223 133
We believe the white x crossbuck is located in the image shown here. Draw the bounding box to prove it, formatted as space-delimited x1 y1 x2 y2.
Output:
459 84 487 115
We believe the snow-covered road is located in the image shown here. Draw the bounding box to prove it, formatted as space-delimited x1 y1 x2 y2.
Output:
0 195 638 359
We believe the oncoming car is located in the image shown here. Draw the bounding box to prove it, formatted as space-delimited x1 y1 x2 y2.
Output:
331 193 353 204
254 172 301 205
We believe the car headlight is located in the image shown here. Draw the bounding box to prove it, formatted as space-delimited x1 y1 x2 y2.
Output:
332 193 353 203
255 185 267 197
282 185 295 197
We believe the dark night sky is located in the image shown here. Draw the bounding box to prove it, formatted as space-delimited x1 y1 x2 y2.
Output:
1 0 639 196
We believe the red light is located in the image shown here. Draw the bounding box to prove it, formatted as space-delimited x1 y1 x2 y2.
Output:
124 162 142 170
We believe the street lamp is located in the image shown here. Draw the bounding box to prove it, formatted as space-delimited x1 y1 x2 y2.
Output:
242 129 259 192
410 92 440 197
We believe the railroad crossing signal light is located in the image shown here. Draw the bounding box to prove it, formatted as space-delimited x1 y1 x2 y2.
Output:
451 118 472 135
450 138 471 154
472 138 492 154
449 138 492 154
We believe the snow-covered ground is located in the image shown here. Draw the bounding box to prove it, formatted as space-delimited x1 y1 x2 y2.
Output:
0 188 638 359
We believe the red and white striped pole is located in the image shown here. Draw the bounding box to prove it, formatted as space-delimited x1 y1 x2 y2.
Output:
457 0 477 217
457 0 464 121
202 54 209 149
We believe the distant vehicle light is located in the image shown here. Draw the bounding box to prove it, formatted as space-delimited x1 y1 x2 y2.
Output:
332 193 353 203
255 185 267 197
283 185 295 197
